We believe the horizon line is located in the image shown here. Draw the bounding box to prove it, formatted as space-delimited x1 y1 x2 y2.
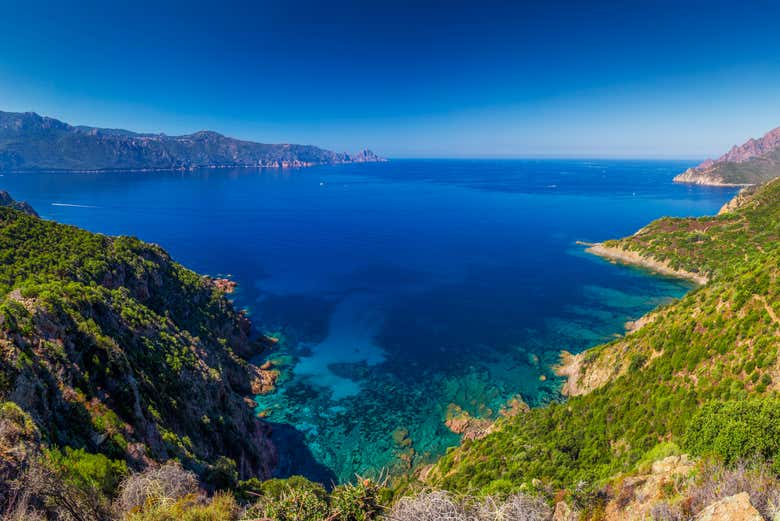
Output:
383 156 704 162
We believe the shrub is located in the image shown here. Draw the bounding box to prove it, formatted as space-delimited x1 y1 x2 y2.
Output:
383 490 551 521
124 491 239 521
384 491 475 521
47 447 128 497
245 484 329 521
206 456 239 491
10 452 116 521
474 494 551 521
115 461 199 515
330 478 384 520
236 475 327 504
683 399 780 467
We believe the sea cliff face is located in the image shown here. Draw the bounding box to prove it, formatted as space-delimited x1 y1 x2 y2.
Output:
0 202 277 483
674 126 780 186
673 166 750 186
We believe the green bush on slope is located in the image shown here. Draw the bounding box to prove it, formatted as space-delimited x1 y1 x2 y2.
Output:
0 206 272 485
684 399 780 472
424 178 780 495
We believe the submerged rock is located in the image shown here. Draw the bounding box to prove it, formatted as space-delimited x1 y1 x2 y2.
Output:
499 395 530 417
444 403 493 441
392 427 412 448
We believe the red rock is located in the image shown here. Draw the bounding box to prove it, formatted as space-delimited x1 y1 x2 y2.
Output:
695 126 780 170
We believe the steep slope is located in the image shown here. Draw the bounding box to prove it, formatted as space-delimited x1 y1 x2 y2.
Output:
423 178 780 495
0 190 37 216
0 204 277 482
675 127 780 186
0 111 383 172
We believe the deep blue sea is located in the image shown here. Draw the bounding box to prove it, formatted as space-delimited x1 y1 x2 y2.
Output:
0 159 737 483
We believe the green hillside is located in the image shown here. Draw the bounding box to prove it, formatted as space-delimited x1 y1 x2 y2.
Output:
2 179 780 519
424 178 780 495
705 149 780 185
0 203 276 487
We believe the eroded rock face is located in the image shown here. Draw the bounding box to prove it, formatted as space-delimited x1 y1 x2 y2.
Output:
694 493 763 521
603 455 695 521
674 126 780 186
0 190 38 216
553 501 578 521
0 209 277 484
718 184 762 215
714 128 780 166
689 127 780 175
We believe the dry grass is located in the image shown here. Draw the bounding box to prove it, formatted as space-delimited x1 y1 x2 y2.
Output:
115 461 199 516
384 490 550 521
651 460 780 521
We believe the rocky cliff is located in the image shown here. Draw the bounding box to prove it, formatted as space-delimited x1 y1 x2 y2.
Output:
0 111 384 172
0 190 37 216
674 127 780 185
0 201 277 484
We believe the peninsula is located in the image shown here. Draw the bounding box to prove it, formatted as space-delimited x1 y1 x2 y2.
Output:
0 110 383 172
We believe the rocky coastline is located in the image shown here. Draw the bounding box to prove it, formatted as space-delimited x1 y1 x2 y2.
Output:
672 167 752 186
553 238 712 397
1 157 383 174
585 242 709 285
211 277 238 294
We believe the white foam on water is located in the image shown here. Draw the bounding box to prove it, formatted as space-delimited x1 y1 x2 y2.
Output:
51 202 98 208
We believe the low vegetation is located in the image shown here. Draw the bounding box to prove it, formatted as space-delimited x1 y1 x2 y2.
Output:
1 175 780 519
421 178 780 498
0 200 275 494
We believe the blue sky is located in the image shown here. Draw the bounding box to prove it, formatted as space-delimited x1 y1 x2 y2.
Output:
1 0 780 158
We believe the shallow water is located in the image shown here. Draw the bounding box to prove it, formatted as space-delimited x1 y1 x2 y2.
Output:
0 159 737 483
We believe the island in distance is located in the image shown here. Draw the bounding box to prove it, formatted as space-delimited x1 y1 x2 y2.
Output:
0 110 384 172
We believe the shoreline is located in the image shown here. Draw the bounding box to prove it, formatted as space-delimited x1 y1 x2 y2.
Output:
585 242 709 285
553 351 583 396
672 167 754 187
0 159 386 175
552 239 713 396
672 178 752 187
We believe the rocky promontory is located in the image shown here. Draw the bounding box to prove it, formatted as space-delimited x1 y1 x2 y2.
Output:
586 242 709 285
674 126 780 186
0 190 37 216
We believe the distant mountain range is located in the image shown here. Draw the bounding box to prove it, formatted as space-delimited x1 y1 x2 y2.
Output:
674 126 780 186
0 110 384 172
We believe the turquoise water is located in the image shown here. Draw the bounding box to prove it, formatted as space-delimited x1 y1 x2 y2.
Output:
0 160 737 483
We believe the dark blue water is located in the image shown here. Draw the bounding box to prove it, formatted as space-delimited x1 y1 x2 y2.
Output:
0 160 736 483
